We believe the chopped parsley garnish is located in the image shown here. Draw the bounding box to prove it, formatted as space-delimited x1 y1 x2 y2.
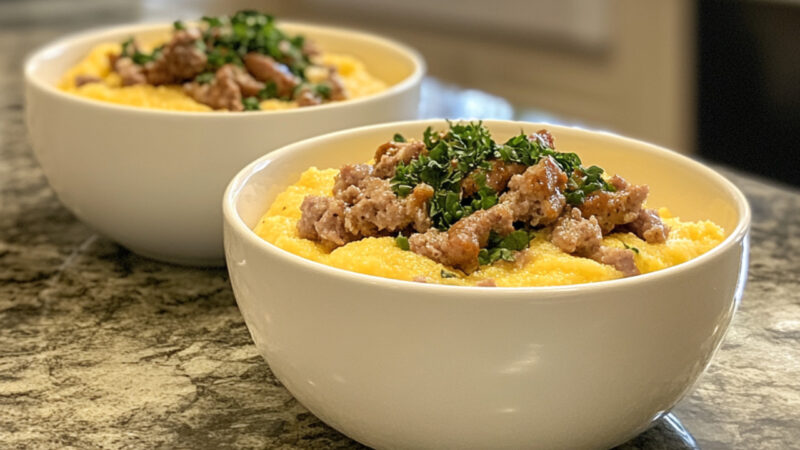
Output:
391 121 616 232
242 96 261 111
622 241 640 254
388 121 618 268
312 83 332 99
121 11 313 81
477 230 533 265
201 15 224 28
258 82 279 100
565 165 616 206
497 132 580 174
205 46 243 70
392 121 496 230
120 38 135 57
120 38 162 65
440 269 458 278
200 10 311 77
395 235 410 251
194 72 214 84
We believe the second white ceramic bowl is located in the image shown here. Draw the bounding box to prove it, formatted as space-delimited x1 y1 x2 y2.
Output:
223 120 750 449
25 22 424 265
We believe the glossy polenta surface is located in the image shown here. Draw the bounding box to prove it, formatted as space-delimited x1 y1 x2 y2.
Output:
254 167 726 287
58 43 387 112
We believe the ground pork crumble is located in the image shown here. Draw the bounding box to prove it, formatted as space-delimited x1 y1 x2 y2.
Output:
296 125 670 279
101 11 349 111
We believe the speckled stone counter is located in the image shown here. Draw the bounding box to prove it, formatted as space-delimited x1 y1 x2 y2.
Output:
2 3 799 449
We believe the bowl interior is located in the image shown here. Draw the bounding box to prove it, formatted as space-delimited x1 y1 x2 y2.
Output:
231 120 745 240
25 22 419 96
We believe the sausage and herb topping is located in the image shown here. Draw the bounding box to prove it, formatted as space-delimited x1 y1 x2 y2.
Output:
297 122 670 277
107 11 348 111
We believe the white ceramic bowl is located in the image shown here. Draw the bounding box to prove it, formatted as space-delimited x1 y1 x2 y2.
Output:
24 22 424 266
223 120 750 449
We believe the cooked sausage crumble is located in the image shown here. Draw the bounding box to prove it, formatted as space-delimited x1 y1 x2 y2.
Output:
297 122 670 277
107 11 348 111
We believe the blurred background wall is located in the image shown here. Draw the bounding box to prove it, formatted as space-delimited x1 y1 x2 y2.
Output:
7 0 798 185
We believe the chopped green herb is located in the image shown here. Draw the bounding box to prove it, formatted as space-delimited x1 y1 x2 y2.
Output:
199 11 311 77
118 10 315 99
313 83 332 99
478 248 514 266
242 96 261 111
258 82 279 100
395 235 410 251
498 131 618 206
498 230 532 251
393 133 406 143
205 46 243 70
391 121 497 230
497 131 582 175
131 52 150 65
440 269 458 279
565 165 616 206
467 173 499 211
133 47 160 65
391 121 616 232
477 230 533 265
195 72 214 84
201 15 225 28
119 37 163 66
120 37 135 58
622 242 640 254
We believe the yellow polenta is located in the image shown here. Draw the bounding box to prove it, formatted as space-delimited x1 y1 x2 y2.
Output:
254 167 726 287
58 43 387 112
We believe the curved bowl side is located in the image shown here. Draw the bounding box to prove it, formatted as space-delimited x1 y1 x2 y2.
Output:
222 120 750 449
24 22 424 264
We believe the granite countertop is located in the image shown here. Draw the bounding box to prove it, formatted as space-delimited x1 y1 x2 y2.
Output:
2 3 799 449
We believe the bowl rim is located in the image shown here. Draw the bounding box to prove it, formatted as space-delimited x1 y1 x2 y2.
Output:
223 119 751 294
23 20 426 118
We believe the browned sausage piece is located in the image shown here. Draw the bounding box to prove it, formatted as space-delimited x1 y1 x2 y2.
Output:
243 53 300 98
333 164 374 204
408 204 514 273
499 156 568 226
551 208 603 254
577 175 649 234
344 178 432 237
551 207 639 276
587 246 640 277
295 88 322 107
624 208 670 243
113 57 147 86
145 29 207 85
462 160 526 197
297 164 434 248
183 65 243 111
297 196 355 247
231 65 265 98
372 140 427 178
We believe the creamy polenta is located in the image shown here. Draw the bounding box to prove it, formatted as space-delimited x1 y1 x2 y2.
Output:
58 11 387 112
58 43 386 112
254 167 725 287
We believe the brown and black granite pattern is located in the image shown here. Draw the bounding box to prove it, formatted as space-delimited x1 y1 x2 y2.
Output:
1 1 799 449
